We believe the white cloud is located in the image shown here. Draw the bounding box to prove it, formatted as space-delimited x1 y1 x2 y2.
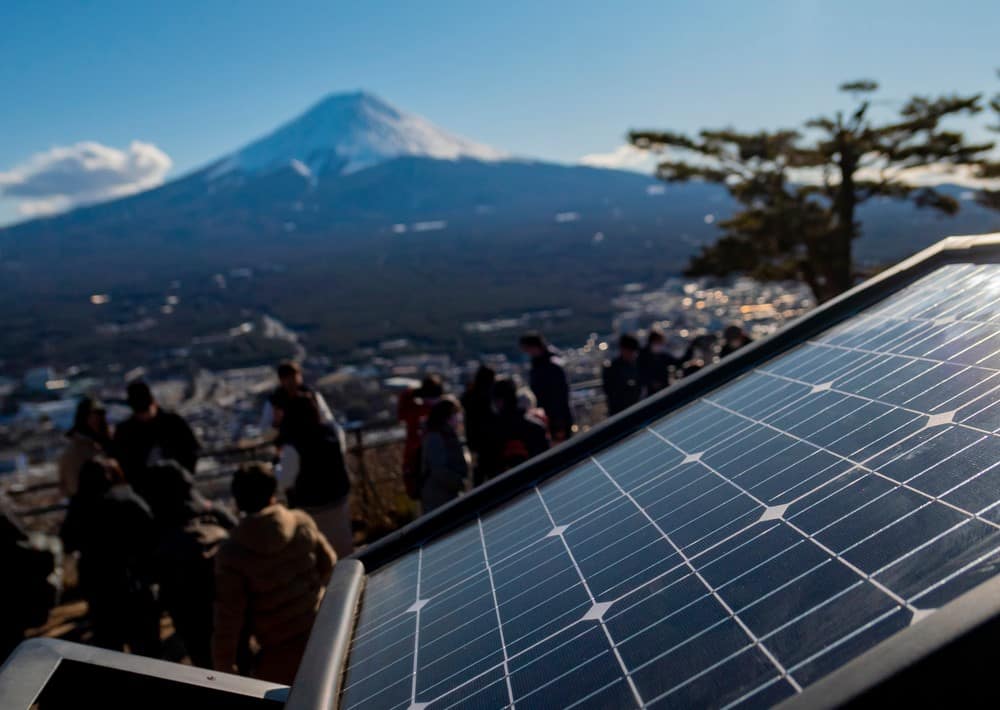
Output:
0 140 172 216
15 196 73 218
579 144 659 173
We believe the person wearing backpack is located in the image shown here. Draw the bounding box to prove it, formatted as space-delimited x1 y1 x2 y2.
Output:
144 461 235 669
492 378 549 474
275 393 353 558
258 361 346 451
419 396 470 514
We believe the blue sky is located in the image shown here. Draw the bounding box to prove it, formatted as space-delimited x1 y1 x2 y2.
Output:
0 0 997 225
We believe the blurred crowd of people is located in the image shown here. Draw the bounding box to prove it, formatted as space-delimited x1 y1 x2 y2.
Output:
2 322 753 682
398 332 571 514
400 324 752 513
601 323 753 415
3 363 348 685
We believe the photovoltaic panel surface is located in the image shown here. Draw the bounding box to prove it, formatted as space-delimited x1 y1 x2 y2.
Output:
341 262 1000 709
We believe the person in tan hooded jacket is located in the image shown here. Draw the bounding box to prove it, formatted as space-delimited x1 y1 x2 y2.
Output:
212 462 336 684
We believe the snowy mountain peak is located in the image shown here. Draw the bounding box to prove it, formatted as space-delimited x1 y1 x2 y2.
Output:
211 91 505 180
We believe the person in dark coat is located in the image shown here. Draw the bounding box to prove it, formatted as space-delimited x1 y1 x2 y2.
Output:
1 502 56 662
519 332 573 442
720 323 754 358
492 378 549 474
461 365 498 485
275 394 353 558
145 461 235 669
113 381 200 501
60 457 160 657
603 334 643 416
419 396 470 514
639 328 679 396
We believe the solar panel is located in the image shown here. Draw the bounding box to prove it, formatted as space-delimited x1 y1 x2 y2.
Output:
339 261 1000 709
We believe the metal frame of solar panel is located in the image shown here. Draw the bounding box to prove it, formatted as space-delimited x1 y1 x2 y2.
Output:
280 232 1000 710
0 637 288 708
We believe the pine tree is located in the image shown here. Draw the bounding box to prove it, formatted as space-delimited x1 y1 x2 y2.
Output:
977 74 1000 210
630 82 993 302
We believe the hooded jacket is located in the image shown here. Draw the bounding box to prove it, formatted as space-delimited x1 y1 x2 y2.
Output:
212 504 335 680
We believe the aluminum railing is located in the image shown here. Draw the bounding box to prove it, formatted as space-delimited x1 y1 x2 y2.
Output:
5 383 607 528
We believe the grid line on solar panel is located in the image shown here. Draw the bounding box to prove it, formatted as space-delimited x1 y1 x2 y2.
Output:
384 472 976 708
344 472 1000 710
409 548 423 706
348 492 988 708
351 458 729 642
643 431 909 604
589 455 803 691
533 488 646 706
476 519 516 706
701 399 1000 533
344 508 796 700
341 263 1000 709
763 357 1000 418
352 470 900 708
909 539 1000 604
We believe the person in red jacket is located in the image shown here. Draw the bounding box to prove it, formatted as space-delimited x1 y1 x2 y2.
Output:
397 374 444 498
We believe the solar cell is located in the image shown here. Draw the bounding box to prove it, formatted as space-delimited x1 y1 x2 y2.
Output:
339 262 1000 709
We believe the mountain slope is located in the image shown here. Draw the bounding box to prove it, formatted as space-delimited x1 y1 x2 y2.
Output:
0 92 998 372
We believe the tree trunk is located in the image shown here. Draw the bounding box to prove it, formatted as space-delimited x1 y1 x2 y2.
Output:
798 259 826 304
831 140 858 296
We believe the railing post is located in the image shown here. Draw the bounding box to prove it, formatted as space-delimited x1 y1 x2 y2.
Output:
351 429 372 512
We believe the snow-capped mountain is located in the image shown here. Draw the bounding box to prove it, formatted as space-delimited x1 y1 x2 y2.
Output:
208 91 506 180
1 90 997 373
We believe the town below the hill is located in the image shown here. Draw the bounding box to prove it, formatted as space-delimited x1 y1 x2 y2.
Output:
1 274 812 538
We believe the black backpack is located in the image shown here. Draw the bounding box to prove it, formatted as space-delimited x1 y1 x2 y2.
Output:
289 425 351 508
156 513 229 607
9 542 57 629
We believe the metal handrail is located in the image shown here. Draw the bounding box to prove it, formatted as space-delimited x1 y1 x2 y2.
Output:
7 382 607 521
4 440 277 500
5 427 391 519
